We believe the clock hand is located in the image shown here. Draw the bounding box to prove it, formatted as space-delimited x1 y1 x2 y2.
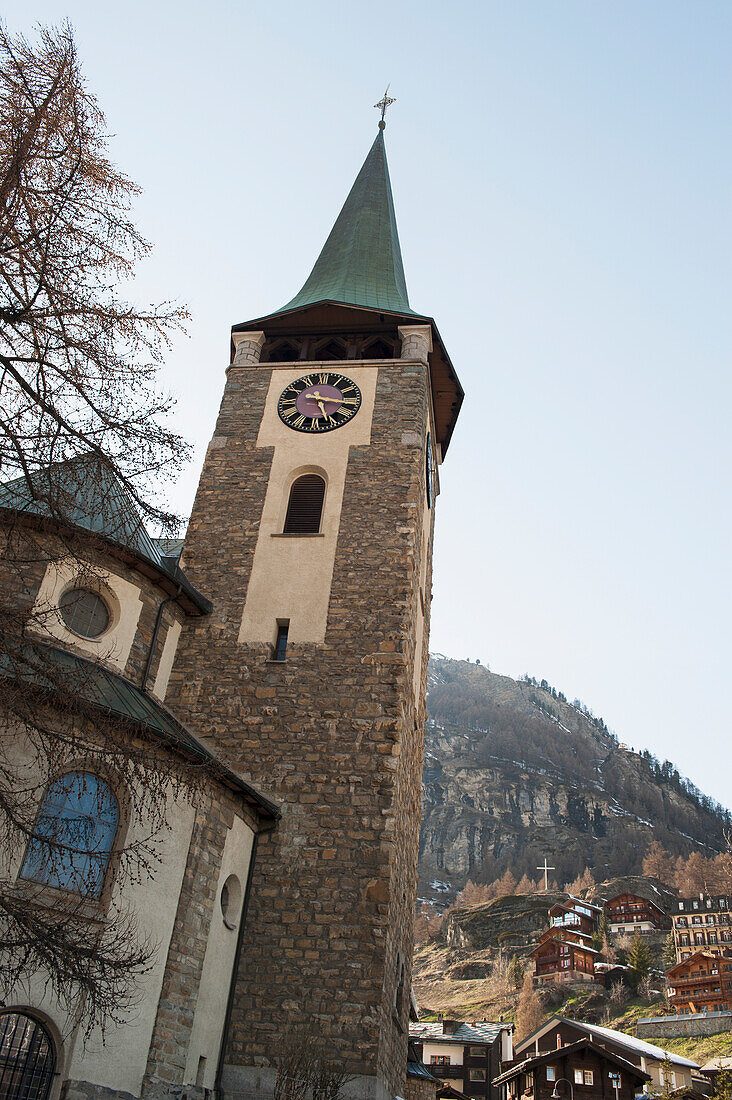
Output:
317 400 327 417
309 389 340 405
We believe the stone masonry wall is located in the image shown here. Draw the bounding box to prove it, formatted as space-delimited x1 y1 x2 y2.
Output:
168 352 434 1098
141 787 259 1097
636 1012 732 1039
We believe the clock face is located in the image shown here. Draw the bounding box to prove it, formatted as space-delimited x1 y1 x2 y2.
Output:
277 372 362 433
426 431 433 508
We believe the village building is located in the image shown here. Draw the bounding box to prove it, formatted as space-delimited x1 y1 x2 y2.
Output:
513 1018 700 1094
666 951 732 1014
531 897 603 983
409 1020 513 1100
548 898 603 938
493 1037 650 1100
605 892 670 934
530 936 600 984
0 115 463 1100
671 895 732 961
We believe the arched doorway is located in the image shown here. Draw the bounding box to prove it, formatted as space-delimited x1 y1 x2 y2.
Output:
0 1013 56 1100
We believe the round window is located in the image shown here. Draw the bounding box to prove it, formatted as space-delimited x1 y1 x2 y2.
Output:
220 873 242 929
59 587 110 639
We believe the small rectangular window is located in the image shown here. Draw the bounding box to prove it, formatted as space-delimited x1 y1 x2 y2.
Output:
546 1067 557 1082
469 1047 485 1057
584 1071 594 1086
273 620 289 661
574 1070 584 1085
469 1069 486 1082
431 1055 450 1066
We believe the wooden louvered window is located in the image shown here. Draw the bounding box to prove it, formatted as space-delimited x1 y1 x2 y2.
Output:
283 475 325 534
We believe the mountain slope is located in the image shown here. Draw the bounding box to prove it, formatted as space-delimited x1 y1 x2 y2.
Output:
419 657 729 901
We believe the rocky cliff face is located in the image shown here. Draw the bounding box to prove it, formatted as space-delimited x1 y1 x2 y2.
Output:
419 657 729 903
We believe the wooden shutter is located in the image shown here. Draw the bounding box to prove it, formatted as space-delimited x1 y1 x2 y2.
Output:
283 475 325 534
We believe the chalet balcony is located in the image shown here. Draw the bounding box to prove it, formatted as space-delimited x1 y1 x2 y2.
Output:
426 1065 465 1080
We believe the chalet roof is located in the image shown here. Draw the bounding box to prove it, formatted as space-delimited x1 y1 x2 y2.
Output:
606 891 666 911
409 1020 506 1045
3 643 279 824
701 1059 732 1073
529 937 600 957
492 1039 651 1087
673 895 732 913
515 1017 699 1069
565 895 604 911
667 951 732 976
0 455 210 615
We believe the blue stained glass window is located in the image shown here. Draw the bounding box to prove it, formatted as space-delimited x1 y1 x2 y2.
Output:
20 772 118 897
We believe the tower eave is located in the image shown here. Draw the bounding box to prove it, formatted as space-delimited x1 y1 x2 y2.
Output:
231 302 463 456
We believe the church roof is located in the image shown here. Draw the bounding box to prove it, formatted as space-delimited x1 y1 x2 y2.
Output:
278 129 415 316
0 455 210 614
3 643 279 822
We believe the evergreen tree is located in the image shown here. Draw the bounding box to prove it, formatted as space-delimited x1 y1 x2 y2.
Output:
593 910 610 952
662 933 677 967
627 932 654 986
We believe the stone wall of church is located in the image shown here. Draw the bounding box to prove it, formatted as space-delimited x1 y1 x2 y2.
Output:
168 351 435 1099
141 790 260 1098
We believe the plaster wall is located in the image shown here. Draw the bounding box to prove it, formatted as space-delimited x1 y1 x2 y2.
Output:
152 617 182 700
421 1041 463 1065
3 724 196 1100
31 558 143 672
64 796 195 1096
237 364 377 645
183 815 255 1090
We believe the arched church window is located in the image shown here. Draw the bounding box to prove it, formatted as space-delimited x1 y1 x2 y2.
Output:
313 338 347 361
20 772 119 897
0 1012 56 1100
283 475 325 534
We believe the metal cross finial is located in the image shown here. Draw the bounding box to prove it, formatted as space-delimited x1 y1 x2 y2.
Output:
374 84 396 129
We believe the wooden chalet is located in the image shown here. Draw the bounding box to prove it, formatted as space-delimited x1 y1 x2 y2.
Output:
493 1038 649 1100
548 898 602 938
530 936 599 984
513 1017 699 1093
605 893 670 934
666 951 732 1015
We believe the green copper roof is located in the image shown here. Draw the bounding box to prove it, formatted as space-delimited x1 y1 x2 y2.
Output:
279 129 415 315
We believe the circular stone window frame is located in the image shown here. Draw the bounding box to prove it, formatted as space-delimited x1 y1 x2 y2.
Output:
58 579 118 642
220 873 243 931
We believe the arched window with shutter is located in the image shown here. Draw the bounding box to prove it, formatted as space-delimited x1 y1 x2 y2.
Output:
283 475 325 534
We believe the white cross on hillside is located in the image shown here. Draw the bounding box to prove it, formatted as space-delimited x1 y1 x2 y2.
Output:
537 857 555 891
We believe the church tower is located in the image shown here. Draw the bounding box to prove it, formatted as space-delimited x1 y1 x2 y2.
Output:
169 117 463 1099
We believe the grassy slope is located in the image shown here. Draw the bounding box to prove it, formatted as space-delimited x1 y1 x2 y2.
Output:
413 947 732 1064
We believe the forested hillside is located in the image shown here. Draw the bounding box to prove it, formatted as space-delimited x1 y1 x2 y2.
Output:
419 657 730 902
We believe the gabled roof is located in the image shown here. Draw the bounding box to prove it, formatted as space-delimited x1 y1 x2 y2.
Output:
278 129 414 316
492 1038 651 1087
409 1020 507 1045
530 937 600 958
515 1017 699 1069
667 950 732 977
4 643 279 824
0 455 210 615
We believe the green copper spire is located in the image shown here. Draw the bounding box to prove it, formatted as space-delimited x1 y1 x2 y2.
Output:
279 129 414 315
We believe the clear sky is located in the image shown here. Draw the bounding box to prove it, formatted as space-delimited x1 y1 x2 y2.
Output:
9 1 731 808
